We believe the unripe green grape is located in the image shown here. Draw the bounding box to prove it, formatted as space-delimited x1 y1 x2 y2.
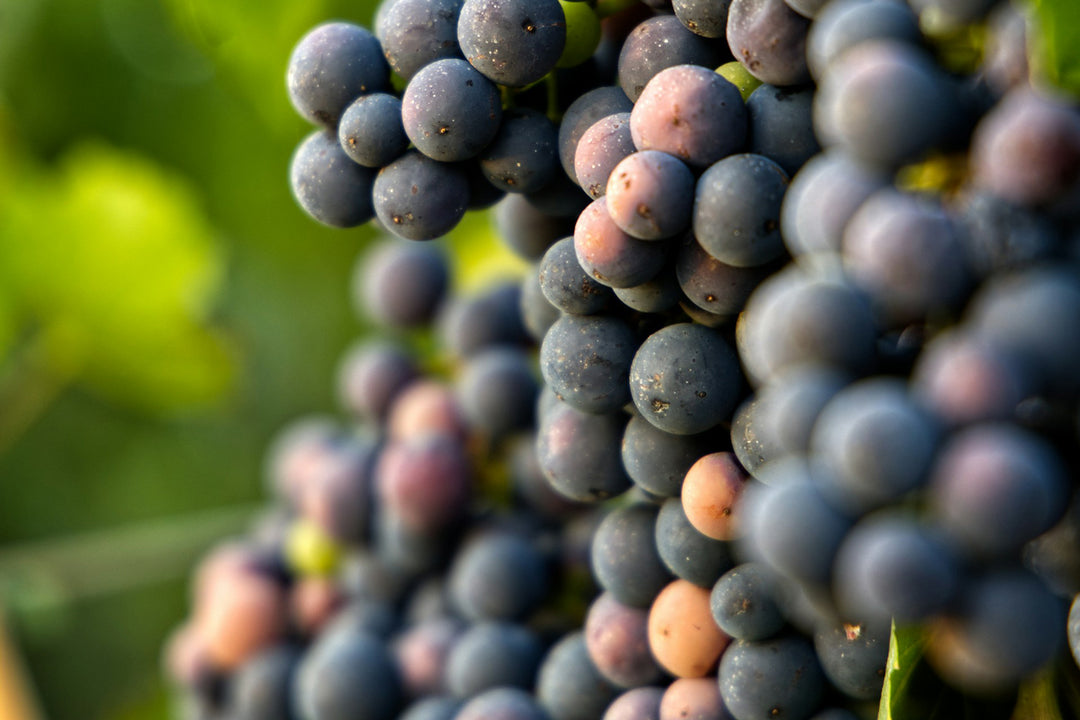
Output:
557 1 601 68
717 61 762 101
286 518 343 577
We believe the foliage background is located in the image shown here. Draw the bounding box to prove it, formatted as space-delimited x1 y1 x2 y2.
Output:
0 1 399 718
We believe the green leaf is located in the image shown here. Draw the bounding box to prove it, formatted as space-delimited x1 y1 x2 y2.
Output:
1029 0 1080 98
879 621 929 720
0 142 235 416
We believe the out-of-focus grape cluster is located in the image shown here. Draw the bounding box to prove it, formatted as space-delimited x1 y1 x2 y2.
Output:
167 0 1080 718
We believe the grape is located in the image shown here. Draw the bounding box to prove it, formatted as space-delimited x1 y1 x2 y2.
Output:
480 108 560 193
448 529 549 621
540 314 637 414
584 592 665 688
805 0 922 81
376 433 472 532
981 3 1031 94
402 58 502 163
629 64 747 168
287 22 390 128
612 261 683 314
629 323 743 436
557 0 602 68
373 151 469 240
810 378 940 513
726 0 811 86
294 630 403 720
537 635 622 720
387 380 469 442
574 112 635 200
675 236 771 319
728 396 783 477
538 236 615 315
198 565 289 671
392 618 463 698
928 424 1069 560
231 645 301 720
376 0 465 80
693 153 788 267
655 497 735 588
673 0 733 38
710 563 785 642
520 268 562 342
525 168 592 218
813 41 953 169
591 503 673 608
457 687 550 720
537 399 632 502
457 347 539 436
648 579 732 678
399 697 462 720
457 0 568 87
621 414 714 498
617 16 731 102
842 188 972 325
603 688 664 720
338 93 409 168
605 150 696 241
954 191 1060 279
718 635 825 720
680 452 748 541
290 130 377 229
812 621 889 701
780 151 887 258
438 282 530 358
832 513 958 625
494 192 575 260
659 678 730 720
558 86 635 184
744 84 819 176
445 621 543 697
354 239 450 329
754 365 848 458
574 196 668 288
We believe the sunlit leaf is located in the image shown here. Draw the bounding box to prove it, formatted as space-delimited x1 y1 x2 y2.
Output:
0 142 236 415
879 621 929 720
1029 0 1080 98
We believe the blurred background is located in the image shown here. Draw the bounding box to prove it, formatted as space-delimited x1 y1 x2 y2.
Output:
0 0 475 718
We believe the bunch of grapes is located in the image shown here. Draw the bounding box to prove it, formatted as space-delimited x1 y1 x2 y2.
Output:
166 0 1080 718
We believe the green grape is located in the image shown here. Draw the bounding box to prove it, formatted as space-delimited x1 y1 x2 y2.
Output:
557 0 601 69
717 61 763 101
286 518 343 577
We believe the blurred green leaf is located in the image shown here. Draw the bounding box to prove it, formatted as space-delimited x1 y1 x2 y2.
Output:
879 621 928 720
1030 0 1080 98
0 142 235 416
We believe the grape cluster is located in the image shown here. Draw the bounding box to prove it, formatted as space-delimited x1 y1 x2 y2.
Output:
169 0 1080 718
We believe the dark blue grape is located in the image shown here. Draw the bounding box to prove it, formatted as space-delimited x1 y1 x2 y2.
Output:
335 340 418 424
537 632 622 720
754 365 848 458
814 41 953 169
954 191 1061 279
810 378 940 513
294 630 402 720
372 151 469 240
480 108 560 193
805 0 923 81
538 236 615 315
457 688 550 720
458 0 567 87
537 399 632 502
621 413 714 498
495 193 575 260
354 239 450 328
673 0 733 38
710 563 785 642
287 22 390 128
812 620 889 701
399 697 462 720
540 314 636 414
322 600 400 643
402 58 502 162
448 529 549 621
439 282 530 357
611 263 682 314
726 0 811 86
231 645 301 720
290 130 376 228
525 168 592 218
718 635 825 720
445 621 544 697
617 16 731 102
591 503 673 608
693 153 788 267
675 236 771 319
521 267 561 342
655 497 734 588
630 64 747 169
338 93 409 168
831 513 958 625
928 424 1069 560
377 0 466 80
629 323 743 436
457 347 539 436
745 84 819 176
729 396 784 477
